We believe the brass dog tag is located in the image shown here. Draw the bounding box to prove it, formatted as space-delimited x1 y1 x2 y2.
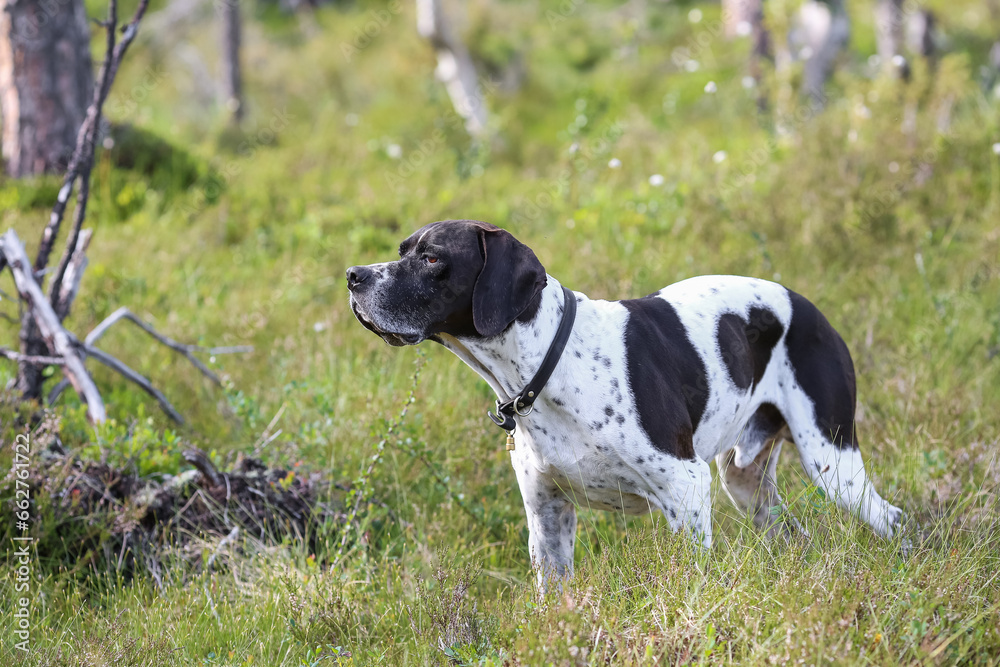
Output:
505 433 515 451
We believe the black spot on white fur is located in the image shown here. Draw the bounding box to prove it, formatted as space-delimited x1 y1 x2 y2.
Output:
621 297 706 460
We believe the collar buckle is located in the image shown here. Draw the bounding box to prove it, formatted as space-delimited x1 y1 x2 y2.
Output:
485 285 577 435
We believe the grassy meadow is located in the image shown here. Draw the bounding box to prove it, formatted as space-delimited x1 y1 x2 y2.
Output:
2 0 1000 663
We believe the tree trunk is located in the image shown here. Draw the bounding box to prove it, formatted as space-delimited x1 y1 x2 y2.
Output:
723 0 771 110
221 0 242 122
905 9 935 60
749 0 771 105
0 0 94 177
801 0 849 101
723 0 760 39
875 0 904 69
416 0 488 138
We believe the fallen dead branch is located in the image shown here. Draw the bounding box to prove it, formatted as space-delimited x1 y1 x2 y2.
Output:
0 0 250 423
81 342 186 424
84 306 250 384
0 349 67 366
46 310 251 408
183 447 224 488
3 228 242 424
0 230 107 422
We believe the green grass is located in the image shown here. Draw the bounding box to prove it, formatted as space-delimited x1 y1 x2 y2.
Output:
2 0 1000 664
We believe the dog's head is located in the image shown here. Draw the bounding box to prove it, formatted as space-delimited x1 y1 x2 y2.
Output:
346 220 547 346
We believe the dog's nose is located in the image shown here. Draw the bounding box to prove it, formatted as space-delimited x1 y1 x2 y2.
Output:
346 265 372 291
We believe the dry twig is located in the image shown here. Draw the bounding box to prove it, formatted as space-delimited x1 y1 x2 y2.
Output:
0 0 250 424
36 0 151 289
0 231 106 422
183 447 223 488
80 341 185 424
0 348 66 366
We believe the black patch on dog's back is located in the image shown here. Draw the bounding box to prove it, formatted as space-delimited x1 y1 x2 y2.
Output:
747 307 784 385
784 290 858 449
717 307 785 390
621 296 707 460
717 314 753 390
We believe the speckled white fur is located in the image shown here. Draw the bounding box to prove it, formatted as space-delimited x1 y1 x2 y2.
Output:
436 275 903 585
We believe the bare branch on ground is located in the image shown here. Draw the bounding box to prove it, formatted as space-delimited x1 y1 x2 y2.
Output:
0 230 106 422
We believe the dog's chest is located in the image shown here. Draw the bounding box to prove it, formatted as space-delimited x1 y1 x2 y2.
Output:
512 392 672 516
505 302 687 514
513 425 660 515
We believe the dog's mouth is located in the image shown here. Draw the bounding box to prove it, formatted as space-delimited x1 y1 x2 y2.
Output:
350 301 423 347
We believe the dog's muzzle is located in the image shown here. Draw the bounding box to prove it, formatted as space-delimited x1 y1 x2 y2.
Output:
347 265 423 347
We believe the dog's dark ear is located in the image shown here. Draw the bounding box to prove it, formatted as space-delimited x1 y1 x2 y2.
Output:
472 227 547 338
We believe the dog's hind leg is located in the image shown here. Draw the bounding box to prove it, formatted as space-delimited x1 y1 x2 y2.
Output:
796 441 903 539
780 385 904 539
790 428 903 539
779 291 905 540
718 438 802 538
717 403 801 537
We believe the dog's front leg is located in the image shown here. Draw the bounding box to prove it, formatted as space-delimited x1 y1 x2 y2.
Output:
513 459 577 589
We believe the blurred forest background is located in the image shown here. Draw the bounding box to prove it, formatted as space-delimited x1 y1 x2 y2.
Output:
0 0 999 664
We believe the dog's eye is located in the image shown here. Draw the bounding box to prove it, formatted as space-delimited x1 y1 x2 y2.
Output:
426 257 438 264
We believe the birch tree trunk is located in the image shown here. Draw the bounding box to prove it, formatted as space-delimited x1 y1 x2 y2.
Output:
416 0 487 138
801 0 849 101
875 0 904 69
723 0 760 39
220 0 243 121
723 0 771 109
0 0 94 177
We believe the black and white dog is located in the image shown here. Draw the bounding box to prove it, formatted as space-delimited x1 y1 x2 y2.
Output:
347 220 904 582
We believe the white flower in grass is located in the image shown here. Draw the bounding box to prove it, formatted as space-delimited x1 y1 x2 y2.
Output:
704 81 717 94
684 59 700 72
742 76 756 89
649 174 665 186
688 8 702 23
608 158 622 169
713 150 727 164
386 143 402 159
992 142 1000 155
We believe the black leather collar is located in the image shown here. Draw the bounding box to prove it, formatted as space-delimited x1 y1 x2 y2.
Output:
488 285 577 432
